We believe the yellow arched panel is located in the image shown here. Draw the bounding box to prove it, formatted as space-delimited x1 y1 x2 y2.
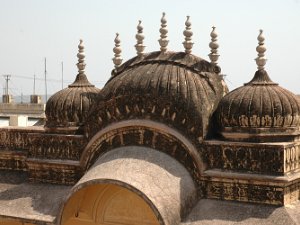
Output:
0 219 35 225
61 183 160 225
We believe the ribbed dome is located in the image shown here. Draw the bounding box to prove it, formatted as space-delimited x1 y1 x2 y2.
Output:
85 51 227 141
215 69 300 142
215 30 300 142
45 40 100 128
45 74 100 128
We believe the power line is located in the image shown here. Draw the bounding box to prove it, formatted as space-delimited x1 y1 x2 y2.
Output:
10 74 106 85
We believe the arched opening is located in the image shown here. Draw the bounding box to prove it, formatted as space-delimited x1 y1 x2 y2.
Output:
61 183 160 225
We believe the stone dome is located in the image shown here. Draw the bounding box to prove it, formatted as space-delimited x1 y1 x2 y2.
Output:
85 51 227 141
45 40 100 128
85 18 227 141
215 30 300 142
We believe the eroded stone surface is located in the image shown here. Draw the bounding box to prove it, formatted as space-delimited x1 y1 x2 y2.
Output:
67 146 197 225
182 199 300 225
0 171 71 224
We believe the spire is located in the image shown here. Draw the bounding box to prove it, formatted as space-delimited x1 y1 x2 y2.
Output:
255 29 267 70
158 12 169 53
135 20 145 57
112 33 123 69
183 16 193 54
246 30 274 85
69 39 94 87
77 39 86 75
208 26 219 66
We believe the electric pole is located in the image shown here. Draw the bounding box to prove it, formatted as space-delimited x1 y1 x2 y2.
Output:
44 58 47 102
3 74 11 95
33 74 36 95
61 61 64 90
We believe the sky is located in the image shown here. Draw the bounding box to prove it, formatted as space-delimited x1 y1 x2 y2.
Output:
0 0 300 99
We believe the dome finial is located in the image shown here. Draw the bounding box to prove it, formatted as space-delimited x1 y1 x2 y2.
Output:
112 33 123 69
208 26 220 66
183 16 193 54
77 39 86 75
135 20 145 57
158 12 169 53
255 29 267 70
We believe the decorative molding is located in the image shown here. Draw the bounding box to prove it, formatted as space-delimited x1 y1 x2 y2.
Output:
202 141 285 175
81 120 203 184
158 12 168 53
28 134 86 160
182 16 193 54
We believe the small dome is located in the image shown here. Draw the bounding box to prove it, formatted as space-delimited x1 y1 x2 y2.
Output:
45 40 100 128
215 30 300 142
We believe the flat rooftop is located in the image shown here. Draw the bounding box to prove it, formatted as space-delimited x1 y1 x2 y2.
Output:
1 170 300 225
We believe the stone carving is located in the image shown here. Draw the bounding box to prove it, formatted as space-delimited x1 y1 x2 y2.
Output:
135 20 145 57
255 29 267 70
27 161 81 185
204 179 284 205
1 16 300 211
158 12 168 53
208 26 219 66
215 30 300 142
112 33 122 70
202 141 285 174
183 16 193 54
28 134 86 160
45 39 100 128
82 124 201 185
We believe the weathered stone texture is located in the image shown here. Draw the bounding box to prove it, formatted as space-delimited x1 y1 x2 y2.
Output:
28 133 86 160
64 146 197 225
85 51 226 143
80 120 202 186
0 171 71 224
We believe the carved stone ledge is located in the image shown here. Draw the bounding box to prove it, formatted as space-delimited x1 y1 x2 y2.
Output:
201 140 295 175
0 150 27 171
200 169 300 205
27 159 81 185
81 120 203 186
0 127 44 150
28 133 87 160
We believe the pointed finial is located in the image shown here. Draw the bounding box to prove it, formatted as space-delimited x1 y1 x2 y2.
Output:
112 33 122 69
77 39 86 75
70 39 94 87
158 12 169 53
135 20 145 57
255 29 267 70
183 16 193 54
208 26 220 66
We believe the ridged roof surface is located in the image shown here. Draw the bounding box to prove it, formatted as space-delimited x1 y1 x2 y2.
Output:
215 69 300 136
45 74 100 128
86 51 226 141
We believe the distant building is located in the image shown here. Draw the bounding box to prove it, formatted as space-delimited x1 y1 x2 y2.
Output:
0 94 45 127
1 14 300 225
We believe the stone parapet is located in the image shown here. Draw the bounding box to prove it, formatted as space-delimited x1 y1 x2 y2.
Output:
0 150 27 171
28 133 86 160
27 158 81 185
202 140 300 175
200 169 300 205
0 127 44 150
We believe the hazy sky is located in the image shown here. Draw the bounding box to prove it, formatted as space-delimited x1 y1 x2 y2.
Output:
1 0 300 98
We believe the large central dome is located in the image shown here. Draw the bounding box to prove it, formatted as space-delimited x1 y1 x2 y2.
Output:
85 16 227 141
